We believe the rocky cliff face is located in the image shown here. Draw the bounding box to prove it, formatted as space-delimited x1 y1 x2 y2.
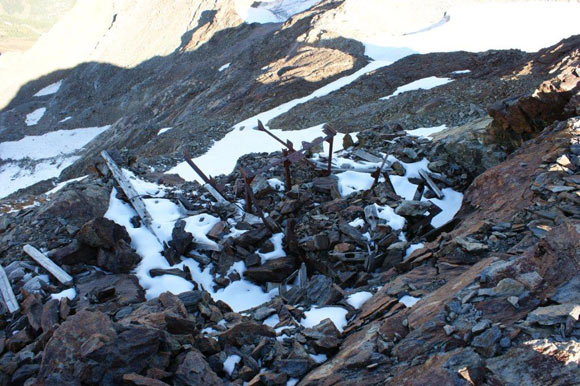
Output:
0 1 580 385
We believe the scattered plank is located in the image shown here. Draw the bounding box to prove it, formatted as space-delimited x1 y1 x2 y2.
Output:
0 265 19 314
352 149 382 163
101 151 155 230
23 244 73 286
419 169 444 199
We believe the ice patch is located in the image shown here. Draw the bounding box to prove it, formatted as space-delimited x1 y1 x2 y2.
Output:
301 306 348 332
346 291 373 309
451 70 471 74
218 63 231 71
34 80 63 97
25 107 46 126
380 77 453 100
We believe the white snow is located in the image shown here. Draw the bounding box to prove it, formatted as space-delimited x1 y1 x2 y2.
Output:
399 295 421 308
45 175 88 195
51 288 77 300
346 291 373 309
223 354 241 376
34 80 63 97
263 314 280 328
405 124 447 138
0 157 79 199
374 204 405 230
309 353 327 364
380 77 453 100
169 123 350 183
287 379 299 386
25 107 46 126
258 233 286 263
451 70 471 74
359 2 580 61
348 217 365 229
59 116 72 123
267 178 285 191
157 127 172 135
0 126 111 160
218 63 231 71
425 188 464 228
336 170 374 197
236 0 321 24
404 243 425 260
105 181 276 312
301 306 348 332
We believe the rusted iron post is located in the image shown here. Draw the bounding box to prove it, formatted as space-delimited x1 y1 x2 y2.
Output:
282 149 292 192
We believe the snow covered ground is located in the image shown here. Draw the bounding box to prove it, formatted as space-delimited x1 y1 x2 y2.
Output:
25 108 46 126
0 126 110 199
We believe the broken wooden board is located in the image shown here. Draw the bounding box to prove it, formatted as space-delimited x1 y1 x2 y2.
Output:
352 149 382 163
419 169 444 199
0 265 19 313
101 151 155 230
23 244 73 286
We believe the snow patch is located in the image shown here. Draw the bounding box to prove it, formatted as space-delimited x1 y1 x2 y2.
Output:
405 124 447 138
34 80 63 96
336 170 374 197
223 354 241 376
301 306 348 332
157 127 172 135
25 107 46 126
45 175 88 196
0 126 111 161
51 288 76 300
346 291 373 309
218 63 231 71
380 77 453 100
399 295 421 308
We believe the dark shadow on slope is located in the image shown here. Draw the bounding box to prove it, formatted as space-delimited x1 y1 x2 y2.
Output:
0 1 369 184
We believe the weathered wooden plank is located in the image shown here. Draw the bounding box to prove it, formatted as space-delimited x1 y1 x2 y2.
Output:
0 265 19 313
419 169 444 199
101 151 155 229
352 149 382 163
23 245 73 286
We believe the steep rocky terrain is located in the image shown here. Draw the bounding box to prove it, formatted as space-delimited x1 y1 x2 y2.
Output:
0 0 580 385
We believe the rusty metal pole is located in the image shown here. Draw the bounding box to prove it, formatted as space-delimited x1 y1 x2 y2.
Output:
326 137 334 176
282 149 292 193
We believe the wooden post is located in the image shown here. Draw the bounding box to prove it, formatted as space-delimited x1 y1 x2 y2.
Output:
0 266 19 314
23 245 73 286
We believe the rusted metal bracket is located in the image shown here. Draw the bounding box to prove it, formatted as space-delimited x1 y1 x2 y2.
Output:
183 151 226 196
239 167 281 233
366 154 396 196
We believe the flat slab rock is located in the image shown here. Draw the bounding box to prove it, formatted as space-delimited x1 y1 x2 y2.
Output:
527 304 580 325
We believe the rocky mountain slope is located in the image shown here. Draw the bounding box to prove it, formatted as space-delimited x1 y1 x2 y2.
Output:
0 0 580 385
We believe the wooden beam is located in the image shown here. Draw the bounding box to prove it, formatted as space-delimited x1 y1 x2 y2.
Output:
0 265 19 314
23 245 73 286
419 169 444 199
101 151 155 230
352 149 382 163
